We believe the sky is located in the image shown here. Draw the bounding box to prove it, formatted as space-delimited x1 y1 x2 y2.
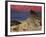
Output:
11 5 42 21
11 5 42 12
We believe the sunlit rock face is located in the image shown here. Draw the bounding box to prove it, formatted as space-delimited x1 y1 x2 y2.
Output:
11 10 30 21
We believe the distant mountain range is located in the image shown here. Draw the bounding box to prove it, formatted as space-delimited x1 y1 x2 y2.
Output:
11 10 41 21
